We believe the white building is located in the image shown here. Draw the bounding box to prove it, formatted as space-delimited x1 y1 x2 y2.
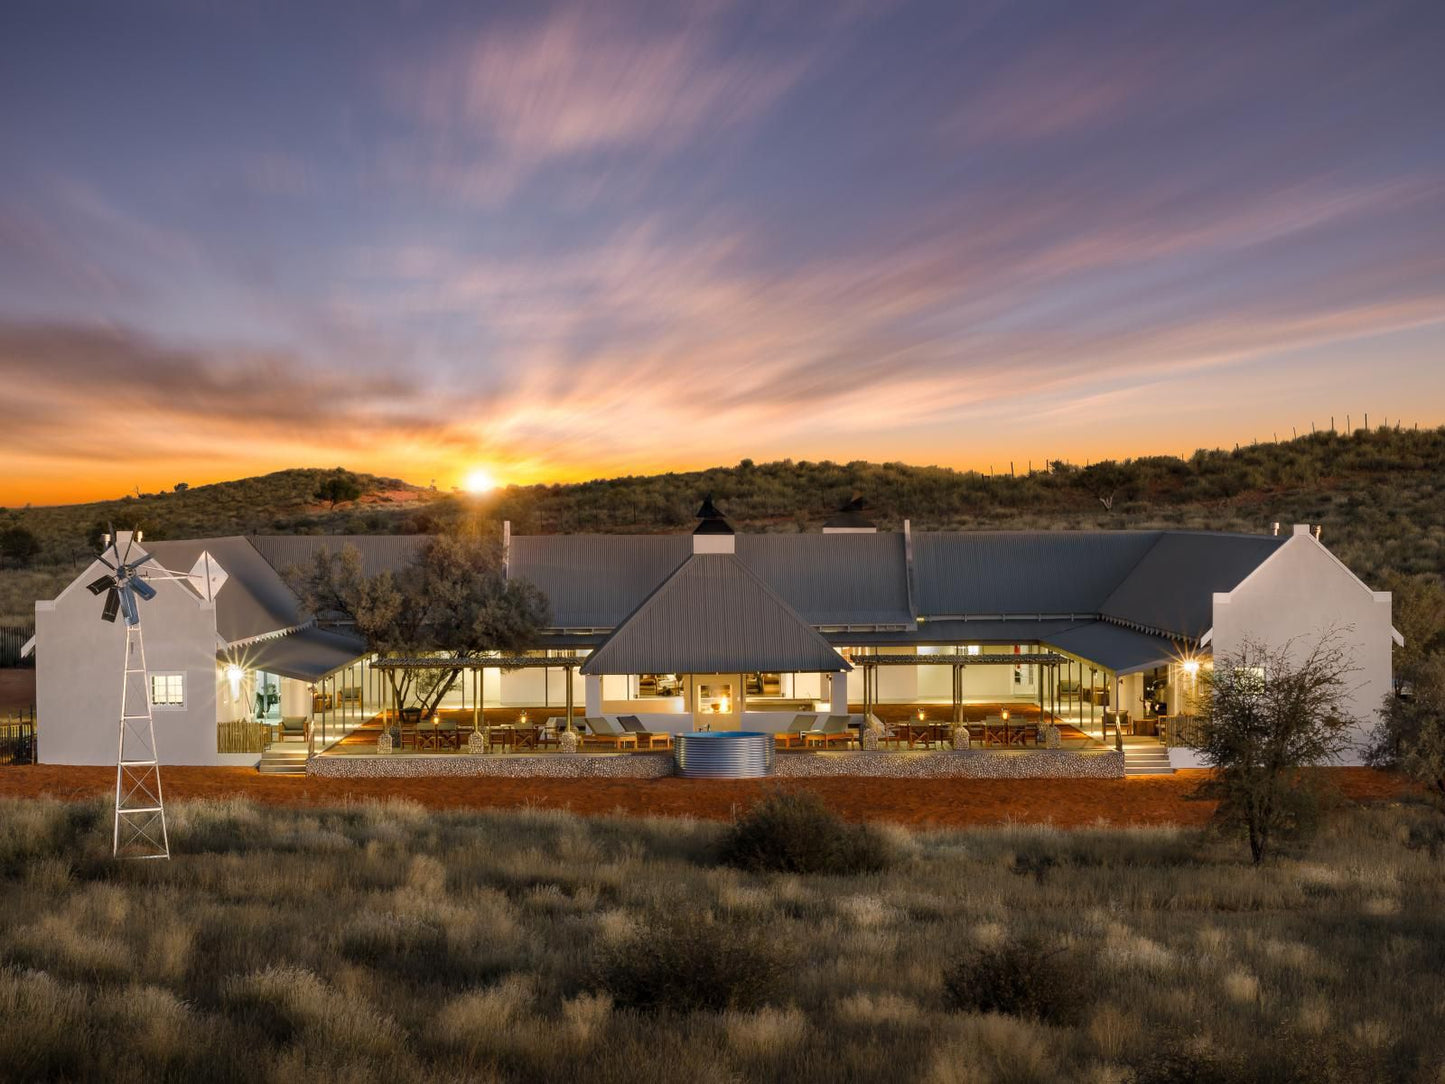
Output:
26 510 1398 768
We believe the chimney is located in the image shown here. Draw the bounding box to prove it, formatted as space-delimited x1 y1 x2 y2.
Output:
1271 522 1280 536
1313 525 1323 541
693 496 735 554
823 495 878 534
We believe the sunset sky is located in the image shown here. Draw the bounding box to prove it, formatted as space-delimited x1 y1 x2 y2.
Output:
3 0 1443 505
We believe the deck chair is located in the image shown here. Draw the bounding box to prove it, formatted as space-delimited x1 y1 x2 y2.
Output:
775 714 817 748
617 714 671 749
803 714 855 748
582 717 639 750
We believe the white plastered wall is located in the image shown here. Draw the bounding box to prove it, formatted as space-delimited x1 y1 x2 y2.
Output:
1208 527 1394 765
34 555 235 766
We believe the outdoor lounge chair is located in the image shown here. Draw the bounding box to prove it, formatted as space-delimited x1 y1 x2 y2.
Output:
803 714 855 748
775 713 817 748
617 714 671 749
581 717 639 750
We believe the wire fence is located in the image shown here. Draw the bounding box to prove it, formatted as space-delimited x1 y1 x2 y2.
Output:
0 625 35 668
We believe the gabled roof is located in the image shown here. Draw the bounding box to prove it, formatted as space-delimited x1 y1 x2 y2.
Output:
508 535 691 628
143 537 305 644
1100 531 1286 639
580 554 849 675
911 531 1161 616
734 533 911 626
249 534 428 578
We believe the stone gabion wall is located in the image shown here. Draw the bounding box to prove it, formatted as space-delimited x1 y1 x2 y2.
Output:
308 749 1126 780
769 749 1126 779
307 753 675 780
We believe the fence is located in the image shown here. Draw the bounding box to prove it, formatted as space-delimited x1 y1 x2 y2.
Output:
1 707 37 765
0 625 34 668
217 719 271 754
1160 715 1204 749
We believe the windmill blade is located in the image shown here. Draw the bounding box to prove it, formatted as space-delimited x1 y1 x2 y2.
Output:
118 588 140 627
129 575 158 602
120 530 135 564
102 588 121 623
96 552 118 572
87 575 115 596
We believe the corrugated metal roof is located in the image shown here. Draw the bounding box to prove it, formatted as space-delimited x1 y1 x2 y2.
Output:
249 534 428 578
581 554 849 675
911 531 1161 616
1046 622 1182 675
222 626 367 681
508 535 691 628
842 618 1089 646
143 537 304 644
735 533 911 626
1100 532 1286 638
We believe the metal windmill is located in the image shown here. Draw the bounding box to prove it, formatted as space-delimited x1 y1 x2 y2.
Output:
87 527 227 860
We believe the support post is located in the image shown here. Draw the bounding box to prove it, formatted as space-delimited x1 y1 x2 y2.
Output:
584 674 602 716
114 623 169 860
829 670 849 715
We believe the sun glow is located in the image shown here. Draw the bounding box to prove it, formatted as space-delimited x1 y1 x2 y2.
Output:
463 468 497 494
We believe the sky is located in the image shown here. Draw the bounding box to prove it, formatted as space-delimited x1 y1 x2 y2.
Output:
2 0 1444 505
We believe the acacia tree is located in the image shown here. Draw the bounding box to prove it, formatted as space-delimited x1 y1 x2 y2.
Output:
1196 635 1356 864
290 534 550 726
1369 654 1445 805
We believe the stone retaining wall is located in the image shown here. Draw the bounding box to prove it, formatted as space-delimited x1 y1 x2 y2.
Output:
309 748 1125 780
307 752 675 779
770 749 1125 779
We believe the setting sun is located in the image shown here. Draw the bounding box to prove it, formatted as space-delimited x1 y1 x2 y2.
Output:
463 468 497 494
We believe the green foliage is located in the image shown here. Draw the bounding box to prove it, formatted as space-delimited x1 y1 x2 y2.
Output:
0 526 38 567
1370 654 1445 804
941 938 1089 1024
312 468 363 508
718 790 893 875
592 916 789 1012
287 534 550 716
1196 637 1355 864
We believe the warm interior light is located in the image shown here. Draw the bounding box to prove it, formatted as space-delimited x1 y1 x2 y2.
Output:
463 468 497 494
1001 709 1009 721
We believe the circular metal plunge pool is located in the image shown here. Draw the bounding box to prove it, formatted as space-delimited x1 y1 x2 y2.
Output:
674 731 774 779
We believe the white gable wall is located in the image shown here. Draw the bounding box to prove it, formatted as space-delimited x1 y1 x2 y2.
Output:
1209 529 1393 765
35 556 229 765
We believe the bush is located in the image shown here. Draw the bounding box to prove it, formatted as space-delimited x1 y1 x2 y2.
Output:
718 790 893 875
941 939 1088 1024
593 917 788 1013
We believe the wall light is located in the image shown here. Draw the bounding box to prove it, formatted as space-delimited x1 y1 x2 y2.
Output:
1182 660 1200 677
224 664 244 699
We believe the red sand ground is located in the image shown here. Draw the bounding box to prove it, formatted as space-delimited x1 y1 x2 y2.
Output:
0 765 1418 828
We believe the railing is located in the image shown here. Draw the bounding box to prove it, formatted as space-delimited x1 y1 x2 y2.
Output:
1159 715 1205 749
0 625 35 668
1 707 37 765
217 719 271 754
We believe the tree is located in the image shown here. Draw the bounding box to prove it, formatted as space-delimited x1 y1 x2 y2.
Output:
174 482 189 493
1078 461 1131 512
313 469 362 509
0 524 40 566
289 534 550 727
1369 654 1445 805
1195 636 1356 864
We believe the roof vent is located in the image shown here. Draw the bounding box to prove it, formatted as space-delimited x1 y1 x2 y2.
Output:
693 496 735 553
823 496 877 534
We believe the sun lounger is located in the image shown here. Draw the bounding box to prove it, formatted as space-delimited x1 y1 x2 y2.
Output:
803 714 855 748
581 716 639 750
617 714 671 749
775 713 818 748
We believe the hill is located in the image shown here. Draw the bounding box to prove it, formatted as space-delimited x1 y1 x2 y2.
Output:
2 427 1443 626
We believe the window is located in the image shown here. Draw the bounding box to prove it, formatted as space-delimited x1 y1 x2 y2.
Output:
150 672 185 708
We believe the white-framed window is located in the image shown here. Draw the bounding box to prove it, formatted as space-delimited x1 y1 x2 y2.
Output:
150 672 186 709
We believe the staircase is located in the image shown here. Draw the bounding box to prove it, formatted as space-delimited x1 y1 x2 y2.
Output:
1122 740 1174 777
257 741 309 775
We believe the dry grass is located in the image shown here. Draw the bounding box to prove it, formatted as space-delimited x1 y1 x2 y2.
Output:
0 794 1442 1082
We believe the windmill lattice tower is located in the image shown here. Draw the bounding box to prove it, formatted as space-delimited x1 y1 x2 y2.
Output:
88 528 227 860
